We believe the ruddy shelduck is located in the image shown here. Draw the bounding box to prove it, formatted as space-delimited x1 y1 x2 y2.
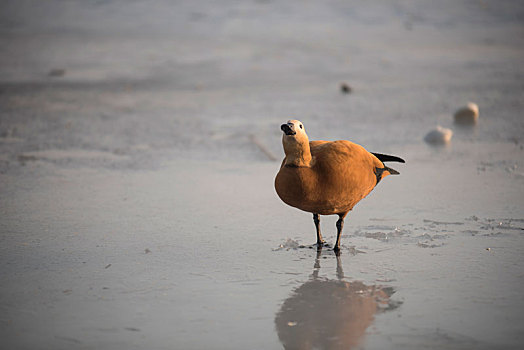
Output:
275 120 404 254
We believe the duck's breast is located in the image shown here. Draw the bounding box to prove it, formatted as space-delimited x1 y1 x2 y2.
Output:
275 164 319 211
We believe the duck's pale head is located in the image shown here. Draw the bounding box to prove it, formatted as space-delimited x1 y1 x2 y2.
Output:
281 119 311 166
281 119 306 137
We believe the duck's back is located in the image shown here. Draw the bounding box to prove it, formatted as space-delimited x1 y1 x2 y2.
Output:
275 140 380 215
311 140 379 212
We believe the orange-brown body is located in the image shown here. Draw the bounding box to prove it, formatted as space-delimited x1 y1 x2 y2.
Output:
274 120 403 253
275 140 385 215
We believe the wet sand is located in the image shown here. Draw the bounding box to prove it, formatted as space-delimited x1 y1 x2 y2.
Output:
1 1 524 349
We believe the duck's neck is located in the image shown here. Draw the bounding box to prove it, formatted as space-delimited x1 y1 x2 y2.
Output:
283 136 312 167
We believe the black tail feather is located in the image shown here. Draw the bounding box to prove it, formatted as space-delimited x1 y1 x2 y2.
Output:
372 152 405 163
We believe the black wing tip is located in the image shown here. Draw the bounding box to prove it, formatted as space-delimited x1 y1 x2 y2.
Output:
372 152 405 163
375 166 400 184
386 166 400 175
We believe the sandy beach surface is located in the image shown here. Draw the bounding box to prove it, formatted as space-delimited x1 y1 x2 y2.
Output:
1 1 524 349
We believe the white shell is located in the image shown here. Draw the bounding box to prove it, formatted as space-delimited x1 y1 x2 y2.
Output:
454 102 479 125
424 126 453 145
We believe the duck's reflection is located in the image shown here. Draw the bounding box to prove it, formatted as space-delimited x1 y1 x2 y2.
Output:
275 249 397 350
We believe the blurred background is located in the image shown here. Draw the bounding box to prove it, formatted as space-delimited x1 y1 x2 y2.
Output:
1 1 523 349
1 0 523 169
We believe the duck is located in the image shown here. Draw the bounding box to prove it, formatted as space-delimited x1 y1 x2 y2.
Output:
274 120 404 254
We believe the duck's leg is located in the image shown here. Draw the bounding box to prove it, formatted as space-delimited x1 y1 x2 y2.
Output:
334 213 347 255
313 213 325 247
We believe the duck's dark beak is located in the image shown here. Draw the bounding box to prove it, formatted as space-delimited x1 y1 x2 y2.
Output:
281 123 296 136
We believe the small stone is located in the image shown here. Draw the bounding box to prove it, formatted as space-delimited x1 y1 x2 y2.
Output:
48 68 66 77
124 327 140 332
340 83 352 94
424 126 453 145
454 102 479 125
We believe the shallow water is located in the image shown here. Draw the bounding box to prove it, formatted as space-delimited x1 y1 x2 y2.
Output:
1 0 524 349
1 154 523 349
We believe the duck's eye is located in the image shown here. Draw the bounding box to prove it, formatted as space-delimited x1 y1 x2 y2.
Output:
299 124 303 129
